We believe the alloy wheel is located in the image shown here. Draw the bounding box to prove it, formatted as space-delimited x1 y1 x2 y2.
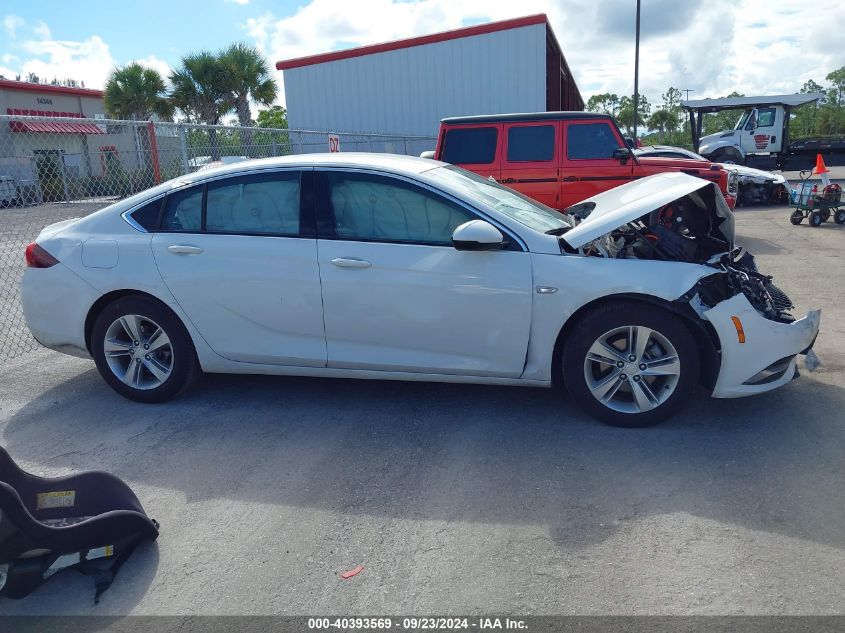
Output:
103 314 174 390
583 325 681 414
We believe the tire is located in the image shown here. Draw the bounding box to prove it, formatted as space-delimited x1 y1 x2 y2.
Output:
790 210 804 225
562 302 700 428
91 295 199 403
835 210 845 225
810 211 824 227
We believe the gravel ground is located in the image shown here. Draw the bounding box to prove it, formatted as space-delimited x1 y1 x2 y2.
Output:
0 202 843 616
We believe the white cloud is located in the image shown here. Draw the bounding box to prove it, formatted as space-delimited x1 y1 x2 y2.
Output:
135 54 172 82
19 34 115 89
32 20 50 40
0 17 116 88
226 0 251 4
244 0 845 110
3 14 24 39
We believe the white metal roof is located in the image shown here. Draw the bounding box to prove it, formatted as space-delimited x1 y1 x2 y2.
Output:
681 93 824 110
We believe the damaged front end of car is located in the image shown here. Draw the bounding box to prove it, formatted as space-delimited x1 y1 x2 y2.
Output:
557 172 821 398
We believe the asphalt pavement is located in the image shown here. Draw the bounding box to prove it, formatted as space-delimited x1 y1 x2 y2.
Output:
0 202 843 615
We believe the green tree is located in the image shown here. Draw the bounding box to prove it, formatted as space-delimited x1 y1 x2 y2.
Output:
701 91 745 135
617 94 651 137
586 93 621 117
220 43 278 148
792 79 825 137
104 62 173 189
257 105 288 129
104 63 172 120
169 52 234 160
661 87 682 114
825 66 845 134
647 108 679 141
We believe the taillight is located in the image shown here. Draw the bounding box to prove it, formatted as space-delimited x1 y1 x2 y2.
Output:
25 243 59 268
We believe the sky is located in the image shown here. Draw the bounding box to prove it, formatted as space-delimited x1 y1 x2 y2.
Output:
2 0 844 112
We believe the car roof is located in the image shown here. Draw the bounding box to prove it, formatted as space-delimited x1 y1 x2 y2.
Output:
441 111 610 125
173 152 446 184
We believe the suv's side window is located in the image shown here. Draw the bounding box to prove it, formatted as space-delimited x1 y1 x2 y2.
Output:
507 125 555 162
319 171 475 246
567 122 621 160
206 171 301 236
441 127 498 165
161 186 203 232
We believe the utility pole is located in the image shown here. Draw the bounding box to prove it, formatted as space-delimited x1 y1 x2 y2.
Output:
683 89 694 101
632 0 641 141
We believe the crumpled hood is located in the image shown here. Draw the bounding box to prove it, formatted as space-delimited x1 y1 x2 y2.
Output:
561 172 735 250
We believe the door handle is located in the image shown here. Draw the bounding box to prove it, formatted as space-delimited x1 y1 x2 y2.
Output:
562 176 577 182
331 257 371 269
167 244 203 255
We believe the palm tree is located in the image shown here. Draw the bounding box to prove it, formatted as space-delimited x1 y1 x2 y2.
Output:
220 43 278 149
104 63 172 121
104 63 173 188
169 52 234 160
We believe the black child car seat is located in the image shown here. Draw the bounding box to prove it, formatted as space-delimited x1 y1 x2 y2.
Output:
0 446 159 602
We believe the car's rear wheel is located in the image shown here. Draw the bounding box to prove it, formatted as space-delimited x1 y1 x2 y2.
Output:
91 295 199 403
563 303 699 427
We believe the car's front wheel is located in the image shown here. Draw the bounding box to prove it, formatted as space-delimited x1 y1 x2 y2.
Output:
563 302 700 427
91 295 199 403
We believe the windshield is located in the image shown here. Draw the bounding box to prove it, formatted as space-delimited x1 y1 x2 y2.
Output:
734 109 752 130
424 164 570 233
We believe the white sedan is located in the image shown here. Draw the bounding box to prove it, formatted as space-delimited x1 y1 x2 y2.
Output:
21 154 820 426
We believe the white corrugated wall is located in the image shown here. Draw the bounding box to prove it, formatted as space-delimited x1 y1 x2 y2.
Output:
282 23 547 139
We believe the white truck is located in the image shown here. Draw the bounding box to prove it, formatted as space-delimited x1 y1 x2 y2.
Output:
682 93 845 168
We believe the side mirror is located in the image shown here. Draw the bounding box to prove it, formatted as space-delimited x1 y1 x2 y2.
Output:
452 220 505 251
612 147 631 163
624 136 635 148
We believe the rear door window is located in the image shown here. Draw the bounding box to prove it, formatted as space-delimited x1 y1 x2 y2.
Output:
566 122 621 160
441 127 498 165
206 171 302 236
506 125 555 162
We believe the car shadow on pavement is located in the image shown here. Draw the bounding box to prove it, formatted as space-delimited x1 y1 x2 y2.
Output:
3 364 845 562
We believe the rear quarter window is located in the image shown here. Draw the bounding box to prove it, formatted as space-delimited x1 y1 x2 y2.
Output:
128 198 163 231
441 127 497 165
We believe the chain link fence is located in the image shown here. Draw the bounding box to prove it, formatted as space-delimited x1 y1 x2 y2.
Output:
0 113 436 364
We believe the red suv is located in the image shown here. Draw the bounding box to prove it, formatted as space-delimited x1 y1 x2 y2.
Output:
433 112 738 210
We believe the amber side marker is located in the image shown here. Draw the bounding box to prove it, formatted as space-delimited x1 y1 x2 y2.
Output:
730 316 746 344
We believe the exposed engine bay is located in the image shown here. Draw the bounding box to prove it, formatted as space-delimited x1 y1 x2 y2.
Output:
559 179 795 324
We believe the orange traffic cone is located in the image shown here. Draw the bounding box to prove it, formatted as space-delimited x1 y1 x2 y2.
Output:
814 153 832 188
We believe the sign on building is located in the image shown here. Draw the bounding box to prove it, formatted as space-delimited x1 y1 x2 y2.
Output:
328 134 340 152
